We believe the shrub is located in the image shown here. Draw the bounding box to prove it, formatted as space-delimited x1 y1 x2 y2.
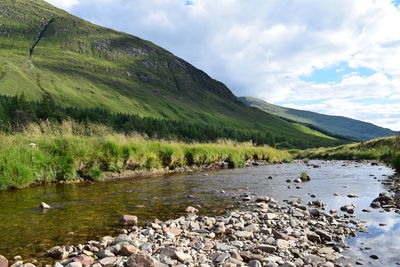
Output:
392 153 400 173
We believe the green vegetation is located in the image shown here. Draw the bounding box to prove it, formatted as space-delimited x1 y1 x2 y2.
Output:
0 94 347 149
0 0 349 149
298 135 400 172
300 171 310 181
0 121 291 191
240 96 395 141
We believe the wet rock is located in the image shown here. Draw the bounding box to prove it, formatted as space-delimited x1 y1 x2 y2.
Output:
185 206 199 214
119 215 138 226
340 205 355 214
40 202 51 209
370 202 381 209
9 261 22 267
126 254 155 267
0 255 8 267
307 232 321 243
315 229 333 241
369 255 379 260
46 246 65 259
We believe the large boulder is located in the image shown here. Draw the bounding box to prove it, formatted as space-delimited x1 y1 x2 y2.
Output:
119 215 138 226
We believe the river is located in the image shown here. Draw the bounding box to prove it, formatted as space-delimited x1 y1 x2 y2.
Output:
0 160 397 266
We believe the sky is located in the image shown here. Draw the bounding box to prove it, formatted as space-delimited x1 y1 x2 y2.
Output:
47 0 400 131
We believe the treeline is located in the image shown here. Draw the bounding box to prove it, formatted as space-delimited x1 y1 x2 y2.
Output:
0 94 331 149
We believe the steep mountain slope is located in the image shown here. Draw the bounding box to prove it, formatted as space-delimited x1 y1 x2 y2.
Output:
240 96 395 141
0 0 346 148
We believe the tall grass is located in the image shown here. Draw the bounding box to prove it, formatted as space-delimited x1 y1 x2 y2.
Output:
0 121 291 190
297 135 399 172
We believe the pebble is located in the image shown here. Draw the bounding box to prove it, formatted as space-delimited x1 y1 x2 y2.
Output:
44 196 364 267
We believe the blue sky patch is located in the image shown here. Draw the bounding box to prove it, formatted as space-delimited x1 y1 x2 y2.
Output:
392 0 400 7
300 61 376 84
184 1 194 6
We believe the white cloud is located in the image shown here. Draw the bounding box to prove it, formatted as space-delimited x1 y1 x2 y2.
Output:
47 0 80 10
47 0 400 130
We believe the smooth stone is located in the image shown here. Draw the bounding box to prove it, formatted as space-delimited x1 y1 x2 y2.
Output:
40 202 51 209
119 215 138 226
235 231 253 239
174 251 193 262
120 245 139 256
98 250 114 259
248 260 262 267
185 206 199 214
65 263 82 267
281 262 296 267
99 257 117 267
0 255 8 267
72 255 94 266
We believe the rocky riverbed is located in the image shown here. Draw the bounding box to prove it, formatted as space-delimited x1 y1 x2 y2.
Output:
369 173 400 212
2 195 366 267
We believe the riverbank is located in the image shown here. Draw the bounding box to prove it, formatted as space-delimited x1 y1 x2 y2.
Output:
4 196 366 267
0 121 291 191
297 136 400 172
0 160 394 266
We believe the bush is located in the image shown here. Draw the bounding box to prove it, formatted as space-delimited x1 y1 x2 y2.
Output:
392 153 400 173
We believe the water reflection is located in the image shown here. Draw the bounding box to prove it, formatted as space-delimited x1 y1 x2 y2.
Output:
0 160 398 265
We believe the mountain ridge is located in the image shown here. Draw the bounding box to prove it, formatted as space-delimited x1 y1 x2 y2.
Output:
239 96 395 141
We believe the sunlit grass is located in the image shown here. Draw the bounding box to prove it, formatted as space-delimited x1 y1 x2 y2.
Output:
297 135 399 172
0 120 291 190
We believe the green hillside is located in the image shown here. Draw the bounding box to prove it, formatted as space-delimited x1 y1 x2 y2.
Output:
0 0 347 148
240 96 395 141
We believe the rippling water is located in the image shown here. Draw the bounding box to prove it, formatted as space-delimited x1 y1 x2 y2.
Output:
0 160 397 266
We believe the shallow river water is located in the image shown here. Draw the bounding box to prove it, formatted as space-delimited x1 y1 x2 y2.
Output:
0 160 398 266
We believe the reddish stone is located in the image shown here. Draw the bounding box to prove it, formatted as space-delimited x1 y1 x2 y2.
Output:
73 254 95 266
164 227 182 236
273 230 290 240
120 245 139 256
0 255 8 267
126 254 155 267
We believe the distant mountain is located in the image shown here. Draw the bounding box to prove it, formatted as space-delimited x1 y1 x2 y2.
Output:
239 96 395 141
0 0 349 148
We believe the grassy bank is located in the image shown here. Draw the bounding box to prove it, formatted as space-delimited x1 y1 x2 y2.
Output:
0 121 291 191
297 135 400 172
